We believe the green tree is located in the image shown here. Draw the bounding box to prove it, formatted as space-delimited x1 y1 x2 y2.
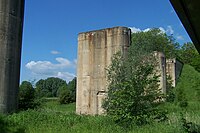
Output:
178 42 197 64
18 81 35 110
67 77 76 102
57 78 76 104
35 79 46 98
57 84 72 104
103 29 176 126
35 77 67 97
131 28 179 58
177 42 200 72
103 48 165 126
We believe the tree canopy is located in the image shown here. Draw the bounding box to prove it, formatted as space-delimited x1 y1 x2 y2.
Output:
35 77 67 97
131 28 179 58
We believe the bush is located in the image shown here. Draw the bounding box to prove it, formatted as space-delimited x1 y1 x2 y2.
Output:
18 81 40 110
59 90 71 104
57 85 73 104
0 114 25 133
103 50 166 127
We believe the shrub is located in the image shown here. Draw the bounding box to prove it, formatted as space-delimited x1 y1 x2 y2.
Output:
18 81 40 110
103 50 166 127
0 114 25 133
58 85 72 104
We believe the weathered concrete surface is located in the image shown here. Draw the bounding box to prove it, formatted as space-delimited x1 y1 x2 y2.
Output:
166 58 183 87
0 0 24 113
154 52 166 93
76 27 131 115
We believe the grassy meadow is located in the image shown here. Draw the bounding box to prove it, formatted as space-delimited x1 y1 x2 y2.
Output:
1 64 200 133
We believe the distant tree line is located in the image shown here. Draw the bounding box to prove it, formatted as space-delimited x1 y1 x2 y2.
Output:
18 77 76 110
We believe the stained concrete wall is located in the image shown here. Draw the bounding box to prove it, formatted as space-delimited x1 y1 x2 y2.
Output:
0 0 24 113
76 27 131 115
166 58 183 87
154 52 167 93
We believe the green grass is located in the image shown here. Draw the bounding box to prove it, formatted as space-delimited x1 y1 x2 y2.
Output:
175 64 200 102
6 101 188 133
2 64 200 133
7 102 125 133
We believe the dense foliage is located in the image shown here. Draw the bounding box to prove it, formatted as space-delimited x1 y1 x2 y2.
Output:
177 42 200 72
57 84 72 104
103 28 200 127
131 28 179 58
0 114 24 133
57 78 76 104
131 29 200 72
18 81 37 110
103 44 167 126
67 78 76 102
35 77 67 97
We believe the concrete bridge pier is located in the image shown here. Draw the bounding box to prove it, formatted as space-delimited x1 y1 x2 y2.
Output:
0 0 25 113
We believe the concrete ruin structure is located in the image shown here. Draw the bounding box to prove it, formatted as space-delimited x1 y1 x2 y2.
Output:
0 0 25 113
154 52 166 93
166 58 183 87
76 27 131 115
76 27 170 115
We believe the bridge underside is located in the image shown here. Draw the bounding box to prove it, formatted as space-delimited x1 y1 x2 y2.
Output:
170 0 200 53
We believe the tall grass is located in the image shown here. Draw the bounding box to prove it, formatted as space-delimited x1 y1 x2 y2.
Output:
7 102 125 133
7 100 200 133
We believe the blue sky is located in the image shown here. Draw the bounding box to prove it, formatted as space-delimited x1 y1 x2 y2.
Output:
20 0 191 83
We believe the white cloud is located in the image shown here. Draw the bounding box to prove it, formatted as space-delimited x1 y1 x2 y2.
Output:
158 27 166 33
57 72 75 81
176 35 184 41
129 27 166 34
55 57 71 67
166 25 174 35
129 26 186 43
129 27 141 33
143 28 151 32
26 58 72 71
25 57 76 82
51 50 60 55
129 27 151 33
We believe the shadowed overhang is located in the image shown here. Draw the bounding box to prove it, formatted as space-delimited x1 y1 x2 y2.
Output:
170 0 200 53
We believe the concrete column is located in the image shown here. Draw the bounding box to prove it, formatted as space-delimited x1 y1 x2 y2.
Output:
76 27 131 115
0 0 25 113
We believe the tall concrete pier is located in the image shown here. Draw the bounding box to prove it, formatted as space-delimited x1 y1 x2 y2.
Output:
0 0 24 113
76 27 131 115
